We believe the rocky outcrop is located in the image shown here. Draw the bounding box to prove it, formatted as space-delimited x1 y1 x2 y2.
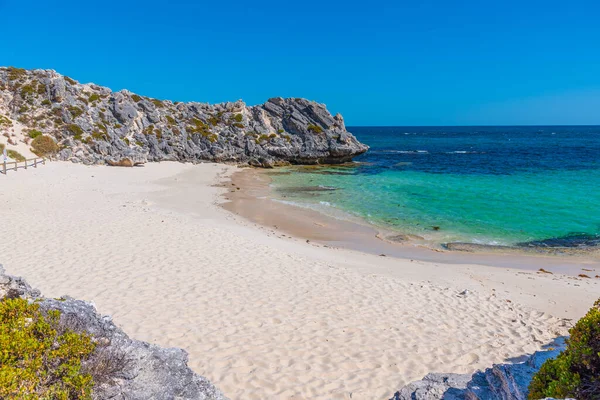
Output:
0 67 368 167
0 264 228 400
390 338 568 400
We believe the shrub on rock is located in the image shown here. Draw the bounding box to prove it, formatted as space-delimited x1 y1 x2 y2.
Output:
528 298 600 399
0 297 96 398
31 135 59 156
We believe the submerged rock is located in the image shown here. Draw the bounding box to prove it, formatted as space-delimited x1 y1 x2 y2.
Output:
0 264 228 400
0 67 368 167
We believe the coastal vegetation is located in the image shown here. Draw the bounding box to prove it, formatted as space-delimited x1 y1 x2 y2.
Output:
7 150 25 162
307 124 323 133
0 298 96 398
528 298 600 399
31 135 59 156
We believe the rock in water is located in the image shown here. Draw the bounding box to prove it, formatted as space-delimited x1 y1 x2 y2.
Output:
0 264 228 400
0 67 369 166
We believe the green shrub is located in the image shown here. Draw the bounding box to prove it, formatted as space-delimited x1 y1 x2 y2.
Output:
165 115 176 125
27 129 42 139
208 115 219 126
41 99 51 106
529 298 600 399
233 114 243 123
31 135 59 156
88 93 100 102
233 122 244 129
0 298 95 399
307 124 323 133
7 150 25 162
6 67 27 81
91 131 108 140
68 106 84 118
20 85 35 97
131 94 142 102
64 76 77 85
0 114 13 127
65 124 84 137
151 99 164 108
186 118 211 135
277 128 284 133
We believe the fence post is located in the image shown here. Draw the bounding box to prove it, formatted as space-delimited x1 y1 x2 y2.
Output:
2 161 5 175
24 159 27 170
34 158 37 168
14 161 17 172
43 158 46 165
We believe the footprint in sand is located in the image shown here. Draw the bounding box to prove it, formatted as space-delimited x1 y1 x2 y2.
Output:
456 352 480 366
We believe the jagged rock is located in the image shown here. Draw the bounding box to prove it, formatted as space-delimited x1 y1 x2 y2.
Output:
0 67 368 167
390 338 568 400
0 264 228 400
106 151 147 167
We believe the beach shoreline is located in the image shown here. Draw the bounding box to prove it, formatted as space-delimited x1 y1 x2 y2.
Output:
222 167 600 276
1 161 599 399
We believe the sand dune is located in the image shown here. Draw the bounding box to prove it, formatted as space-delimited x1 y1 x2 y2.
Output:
0 162 597 399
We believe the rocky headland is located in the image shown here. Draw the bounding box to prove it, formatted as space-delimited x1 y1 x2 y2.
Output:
0 66 368 167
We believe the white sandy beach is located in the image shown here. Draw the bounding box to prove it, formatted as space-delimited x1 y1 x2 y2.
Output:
0 162 598 399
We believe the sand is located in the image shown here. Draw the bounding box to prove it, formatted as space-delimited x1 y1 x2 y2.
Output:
1 162 598 399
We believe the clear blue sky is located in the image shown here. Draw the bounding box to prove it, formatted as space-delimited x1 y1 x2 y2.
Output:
1 0 599 126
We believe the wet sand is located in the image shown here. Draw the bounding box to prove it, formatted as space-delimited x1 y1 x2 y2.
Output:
222 167 600 276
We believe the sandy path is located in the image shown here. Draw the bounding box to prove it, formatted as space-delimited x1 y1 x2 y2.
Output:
0 162 597 399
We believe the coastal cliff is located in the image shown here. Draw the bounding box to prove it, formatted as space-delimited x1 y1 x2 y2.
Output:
0 66 368 167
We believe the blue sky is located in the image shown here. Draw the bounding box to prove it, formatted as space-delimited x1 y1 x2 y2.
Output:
1 0 599 125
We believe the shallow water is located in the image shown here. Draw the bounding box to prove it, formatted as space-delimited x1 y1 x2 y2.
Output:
269 126 600 247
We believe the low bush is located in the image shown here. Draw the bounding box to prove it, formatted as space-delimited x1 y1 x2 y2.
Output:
307 124 323 133
68 106 84 119
31 135 59 156
7 150 25 162
0 297 96 398
233 113 243 123
64 76 77 85
65 124 84 137
131 94 142 102
528 298 600 399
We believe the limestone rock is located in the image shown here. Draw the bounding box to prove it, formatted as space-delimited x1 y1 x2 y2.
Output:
0 264 228 400
390 338 567 400
0 67 369 167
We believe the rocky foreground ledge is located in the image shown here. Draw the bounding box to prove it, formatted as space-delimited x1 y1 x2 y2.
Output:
0 67 368 167
0 265 227 400
391 339 568 400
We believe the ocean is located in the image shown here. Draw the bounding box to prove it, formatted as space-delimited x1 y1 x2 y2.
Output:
267 126 600 248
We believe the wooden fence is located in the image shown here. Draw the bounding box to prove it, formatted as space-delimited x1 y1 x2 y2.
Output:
1 157 46 174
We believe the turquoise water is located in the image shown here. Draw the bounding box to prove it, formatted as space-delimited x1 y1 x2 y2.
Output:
269 126 600 247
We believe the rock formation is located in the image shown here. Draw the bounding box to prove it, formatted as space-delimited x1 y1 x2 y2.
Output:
0 67 368 167
390 338 568 400
0 264 228 400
